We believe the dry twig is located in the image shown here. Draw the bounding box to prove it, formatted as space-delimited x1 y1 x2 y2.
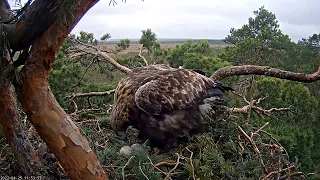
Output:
185 147 196 180
238 126 268 174
70 38 132 74
66 89 115 100
139 161 149 180
230 92 291 117
122 156 135 180
164 153 181 180
145 156 169 176
138 45 148 66
261 165 298 180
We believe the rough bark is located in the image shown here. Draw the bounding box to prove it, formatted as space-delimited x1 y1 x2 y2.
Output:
211 65 320 82
0 86 47 176
16 0 107 179
3 0 60 51
0 0 12 22
0 0 48 176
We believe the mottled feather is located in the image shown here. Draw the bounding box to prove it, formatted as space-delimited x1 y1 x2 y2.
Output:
110 64 230 150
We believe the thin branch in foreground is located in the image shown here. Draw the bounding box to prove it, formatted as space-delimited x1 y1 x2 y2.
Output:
211 65 320 82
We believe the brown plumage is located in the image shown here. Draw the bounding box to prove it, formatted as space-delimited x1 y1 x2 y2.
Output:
110 64 230 151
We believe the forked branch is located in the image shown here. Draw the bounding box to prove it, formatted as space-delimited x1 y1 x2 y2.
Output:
70 38 132 74
230 92 291 117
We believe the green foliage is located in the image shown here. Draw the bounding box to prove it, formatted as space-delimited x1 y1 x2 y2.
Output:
139 28 159 53
100 33 111 42
183 53 230 76
156 40 230 76
296 33 320 73
116 55 145 68
221 6 295 67
248 77 318 172
164 40 212 68
116 38 130 51
76 31 95 44
75 31 110 45
49 57 83 108
219 6 320 174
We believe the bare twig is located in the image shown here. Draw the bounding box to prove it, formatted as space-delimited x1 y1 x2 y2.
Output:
95 141 106 149
211 65 320 82
164 153 181 180
145 156 169 176
261 165 297 180
230 93 290 117
73 55 98 87
70 38 132 74
107 104 113 114
139 161 150 180
238 126 268 174
71 100 78 115
252 122 269 137
259 130 289 159
185 148 196 180
279 172 307 180
122 156 135 180
138 45 148 66
66 89 115 100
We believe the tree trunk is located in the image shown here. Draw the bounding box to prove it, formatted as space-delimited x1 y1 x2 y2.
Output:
0 0 47 177
0 86 46 176
17 0 107 179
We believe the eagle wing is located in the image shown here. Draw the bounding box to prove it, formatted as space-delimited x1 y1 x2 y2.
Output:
134 69 221 115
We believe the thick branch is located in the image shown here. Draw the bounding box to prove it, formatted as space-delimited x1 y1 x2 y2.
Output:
4 0 60 51
17 0 108 179
0 86 47 177
0 1 47 177
211 65 320 82
0 0 13 22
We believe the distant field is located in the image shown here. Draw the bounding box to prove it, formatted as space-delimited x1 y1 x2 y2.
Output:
103 38 230 45
97 42 230 55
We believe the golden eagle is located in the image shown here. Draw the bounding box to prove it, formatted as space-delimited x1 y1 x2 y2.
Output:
110 64 231 151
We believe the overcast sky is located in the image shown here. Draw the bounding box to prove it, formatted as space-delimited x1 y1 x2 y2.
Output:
12 0 320 42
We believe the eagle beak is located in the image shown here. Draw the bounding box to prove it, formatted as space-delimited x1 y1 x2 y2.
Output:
116 131 127 140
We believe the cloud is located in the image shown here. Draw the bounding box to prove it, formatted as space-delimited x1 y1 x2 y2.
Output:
11 0 320 42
